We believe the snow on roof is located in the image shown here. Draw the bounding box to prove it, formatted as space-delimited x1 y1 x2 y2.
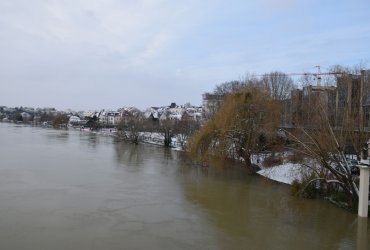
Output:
69 116 81 122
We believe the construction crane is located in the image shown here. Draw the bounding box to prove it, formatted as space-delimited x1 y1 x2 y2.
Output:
309 65 345 86
256 66 345 86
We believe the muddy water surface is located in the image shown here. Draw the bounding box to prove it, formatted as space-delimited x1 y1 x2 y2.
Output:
0 123 367 249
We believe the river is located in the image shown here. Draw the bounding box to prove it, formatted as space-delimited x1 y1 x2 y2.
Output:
0 123 368 249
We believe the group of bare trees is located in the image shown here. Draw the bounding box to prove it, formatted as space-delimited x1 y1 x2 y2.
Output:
214 71 296 101
189 65 369 209
115 112 200 148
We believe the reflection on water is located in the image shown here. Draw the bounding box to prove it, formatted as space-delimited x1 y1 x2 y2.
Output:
78 132 101 150
163 148 174 161
114 141 144 167
357 218 368 250
182 167 361 249
45 130 70 143
0 123 368 250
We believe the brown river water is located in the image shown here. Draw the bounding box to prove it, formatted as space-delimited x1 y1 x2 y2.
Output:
0 123 368 249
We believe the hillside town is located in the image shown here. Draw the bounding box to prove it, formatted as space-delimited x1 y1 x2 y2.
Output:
0 103 203 128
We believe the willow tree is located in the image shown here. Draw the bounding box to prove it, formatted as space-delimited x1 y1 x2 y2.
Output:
188 85 281 166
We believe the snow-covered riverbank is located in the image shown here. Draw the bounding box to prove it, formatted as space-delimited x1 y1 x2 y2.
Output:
257 163 302 185
73 127 183 150
74 126 302 185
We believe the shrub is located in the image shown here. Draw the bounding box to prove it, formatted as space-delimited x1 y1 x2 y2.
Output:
290 171 318 199
291 179 302 196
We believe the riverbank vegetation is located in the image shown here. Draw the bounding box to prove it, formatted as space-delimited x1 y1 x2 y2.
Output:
286 102 362 209
187 83 281 166
186 66 368 210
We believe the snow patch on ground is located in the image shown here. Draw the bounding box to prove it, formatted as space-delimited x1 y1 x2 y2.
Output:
257 163 303 185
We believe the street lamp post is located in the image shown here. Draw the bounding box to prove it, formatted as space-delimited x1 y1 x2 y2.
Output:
357 161 370 217
356 139 370 217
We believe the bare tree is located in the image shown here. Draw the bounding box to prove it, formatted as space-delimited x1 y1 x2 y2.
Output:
160 119 174 148
351 60 368 74
261 71 296 100
213 80 244 95
173 115 200 149
116 110 145 144
52 113 69 128
286 102 360 208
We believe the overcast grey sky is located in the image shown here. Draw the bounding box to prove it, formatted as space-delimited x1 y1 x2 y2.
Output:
1 0 369 110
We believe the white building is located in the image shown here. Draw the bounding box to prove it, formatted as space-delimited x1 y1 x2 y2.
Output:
99 111 121 125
